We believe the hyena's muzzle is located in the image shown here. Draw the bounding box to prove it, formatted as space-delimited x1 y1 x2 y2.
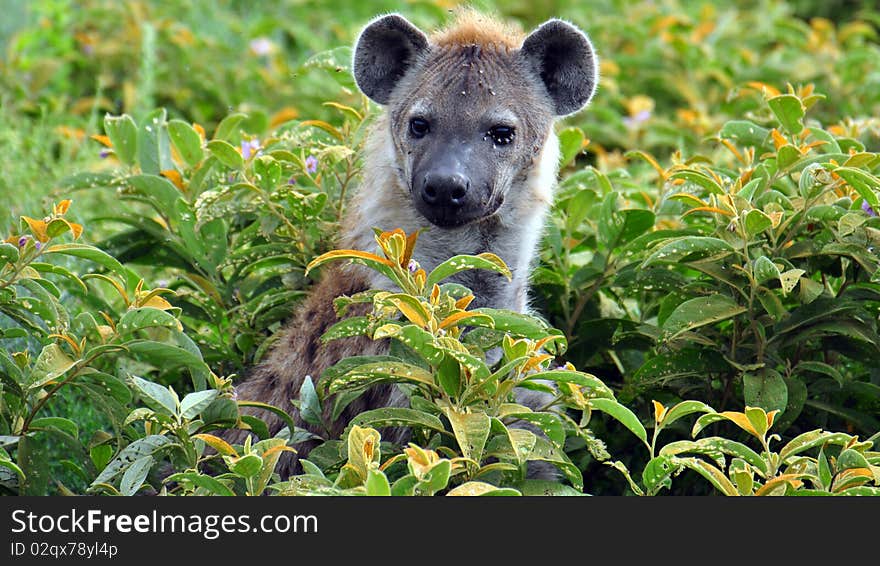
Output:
411 133 503 228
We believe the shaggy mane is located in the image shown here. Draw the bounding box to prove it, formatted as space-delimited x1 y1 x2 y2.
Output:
431 8 524 48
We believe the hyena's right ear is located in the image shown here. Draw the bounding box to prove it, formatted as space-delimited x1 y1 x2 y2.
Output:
521 19 599 116
353 14 429 105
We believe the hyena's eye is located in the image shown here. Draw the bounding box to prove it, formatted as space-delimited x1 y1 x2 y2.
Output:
409 118 430 138
487 125 515 146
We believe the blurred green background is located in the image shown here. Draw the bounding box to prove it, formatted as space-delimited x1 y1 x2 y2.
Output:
2 0 878 223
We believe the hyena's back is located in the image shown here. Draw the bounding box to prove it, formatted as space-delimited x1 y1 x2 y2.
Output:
229 265 402 477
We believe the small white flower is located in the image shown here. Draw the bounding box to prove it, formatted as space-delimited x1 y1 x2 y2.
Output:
249 37 273 56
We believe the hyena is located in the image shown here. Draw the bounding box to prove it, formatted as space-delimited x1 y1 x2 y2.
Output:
231 10 598 478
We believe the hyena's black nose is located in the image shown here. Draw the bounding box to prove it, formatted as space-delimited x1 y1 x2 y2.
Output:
422 172 469 208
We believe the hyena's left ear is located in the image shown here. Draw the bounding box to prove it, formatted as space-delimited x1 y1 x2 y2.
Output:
353 14 429 105
521 19 599 116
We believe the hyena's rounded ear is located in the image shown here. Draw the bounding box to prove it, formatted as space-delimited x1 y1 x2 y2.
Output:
521 19 599 116
352 14 429 105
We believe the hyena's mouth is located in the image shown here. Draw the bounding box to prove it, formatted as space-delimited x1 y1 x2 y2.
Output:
414 193 504 229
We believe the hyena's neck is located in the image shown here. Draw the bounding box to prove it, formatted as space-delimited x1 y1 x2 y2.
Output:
340 116 560 313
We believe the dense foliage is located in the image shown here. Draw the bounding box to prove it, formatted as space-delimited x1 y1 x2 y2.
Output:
1 0 879 495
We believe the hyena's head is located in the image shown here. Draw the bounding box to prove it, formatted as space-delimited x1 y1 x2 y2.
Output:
352 11 598 228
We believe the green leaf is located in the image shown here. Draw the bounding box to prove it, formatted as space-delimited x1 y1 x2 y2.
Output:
528 437 583 490
179 390 220 420
302 46 355 88
488 422 536 465
678 457 739 496
131 375 179 416
29 417 78 439
777 145 801 169
104 114 138 166
833 166 880 209
660 437 768 476
416 459 452 495
662 295 746 335
137 108 172 175
558 126 585 167
365 469 391 496
425 253 512 289
298 376 323 428
213 112 247 141
321 355 403 396
0 242 19 264
444 408 490 463
236 401 298 437
117 307 182 334
743 370 788 414
119 455 153 496
207 139 244 169
779 430 856 462
524 369 614 398
231 454 263 478
326 361 437 395
758 287 788 322
166 472 234 496
471 309 554 340
642 455 677 493
29 262 87 293
44 243 136 289
837 448 871 472
57 171 119 192
661 400 716 429
348 408 446 435
795 361 844 387
29 344 77 390
436 354 463 397
768 94 805 135
753 256 781 285
719 120 770 148
90 435 174 488
447 481 521 496
743 209 773 235
818 448 832 490
591 398 648 447
321 316 371 342
125 340 209 374
167 119 204 167
505 412 565 447
642 237 734 267
669 170 724 195
80 371 132 405
372 324 444 365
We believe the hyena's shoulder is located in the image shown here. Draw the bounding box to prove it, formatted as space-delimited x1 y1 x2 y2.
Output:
229 265 388 461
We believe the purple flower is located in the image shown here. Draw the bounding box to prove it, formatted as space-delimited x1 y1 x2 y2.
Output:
34 241 41 251
305 155 318 175
241 139 261 160
407 259 418 273
99 149 111 159
287 177 296 185
17 236 28 247
862 200 877 217
623 109 652 129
